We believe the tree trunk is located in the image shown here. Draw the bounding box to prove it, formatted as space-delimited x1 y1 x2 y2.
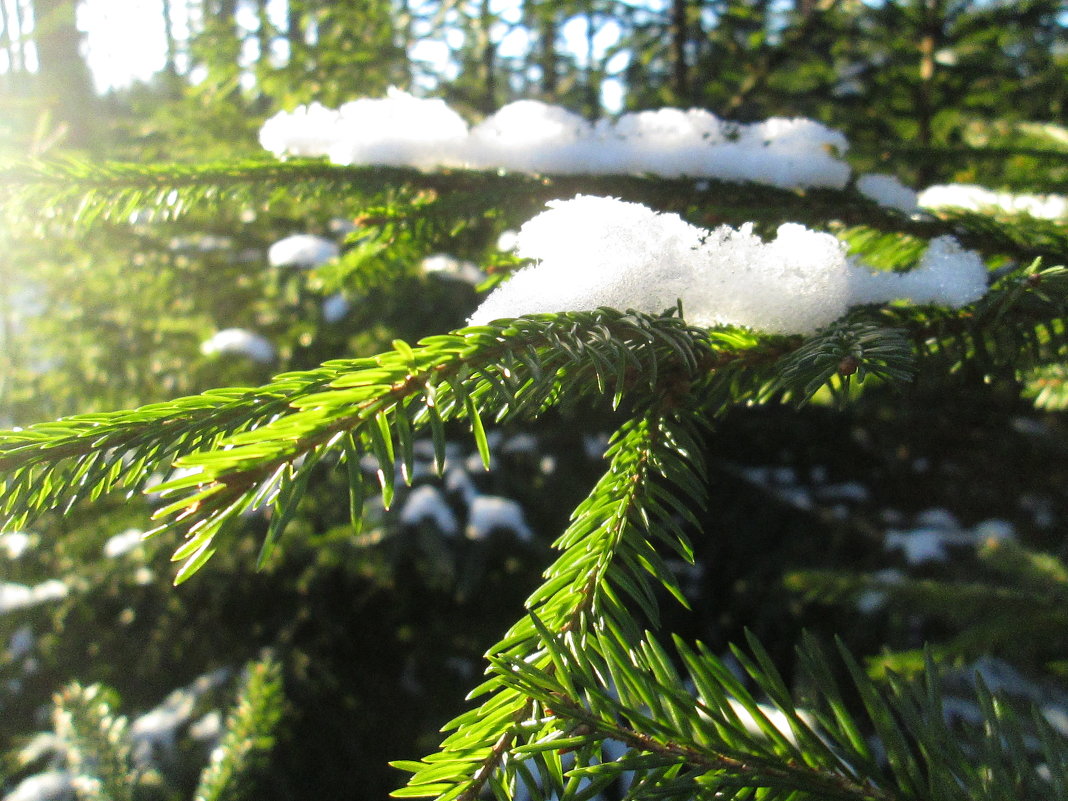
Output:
30 0 97 147
478 0 497 113
584 6 600 119
162 0 179 77
255 0 271 67
914 0 942 183
7 0 27 72
539 13 558 97
670 0 689 103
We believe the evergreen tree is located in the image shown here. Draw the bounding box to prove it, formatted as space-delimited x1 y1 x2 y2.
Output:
1 3 1067 800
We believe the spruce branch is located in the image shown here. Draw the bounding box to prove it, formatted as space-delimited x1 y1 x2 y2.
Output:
52 683 138 801
490 625 1068 801
194 656 285 801
394 403 711 801
1 309 728 581
3 156 1064 265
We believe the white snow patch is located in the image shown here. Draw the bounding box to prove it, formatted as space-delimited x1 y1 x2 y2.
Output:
322 293 350 322
1 771 76 801
0 531 36 559
188 710 224 743
421 254 486 285
496 229 519 252
268 234 339 268
8 625 34 658
972 518 1015 543
697 699 815 746
918 184 1068 220
400 485 459 536
200 328 275 363
856 173 918 214
130 669 230 767
261 89 470 169
501 433 539 455
469 196 987 335
0 580 69 614
884 528 959 564
856 568 904 613
260 90 851 190
444 468 478 505
466 496 533 542
103 528 145 559
914 507 959 530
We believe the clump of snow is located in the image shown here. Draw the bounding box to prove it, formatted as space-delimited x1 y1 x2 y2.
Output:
130 669 230 768
322 293 350 322
268 234 339 268
188 710 224 743
918 184 1068 220
496 230 519 252
883 509 1017 565
8 625 34 658
884 527 967 564
444 467 478 505
421 254 486 285
465 100 595 175
973 518 1015 543
103 528 145 559
856 568 905 614
1 770 76 801
260 89 851 190
466 496 533 542
849 235 989 309
0 580 69 614
261 88 470 169
856 173 918 214
200 328 275 363
469 196 988 335
0 531 36 559
400 485 459 536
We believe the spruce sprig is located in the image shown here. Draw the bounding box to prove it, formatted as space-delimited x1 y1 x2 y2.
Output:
489 626 1068 801
393 406 708 801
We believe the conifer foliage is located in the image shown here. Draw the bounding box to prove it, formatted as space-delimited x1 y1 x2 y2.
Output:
1 6 1068 795
2 140 1067 799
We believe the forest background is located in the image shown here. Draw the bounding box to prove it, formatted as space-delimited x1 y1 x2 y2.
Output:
1 1 1068 800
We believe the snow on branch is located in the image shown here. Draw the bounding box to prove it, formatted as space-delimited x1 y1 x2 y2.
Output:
259 88 851 190
918 184 1068 221
469 196 989 335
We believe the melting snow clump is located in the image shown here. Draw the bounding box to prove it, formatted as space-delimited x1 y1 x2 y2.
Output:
469 196 988 335
260 89 851 190
268 234 339 268
200 328 275 363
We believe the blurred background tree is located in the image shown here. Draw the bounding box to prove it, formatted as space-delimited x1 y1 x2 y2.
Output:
0 1 1066 800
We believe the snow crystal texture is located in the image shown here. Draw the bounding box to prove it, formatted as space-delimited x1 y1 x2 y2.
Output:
468 196 988 335
260 89 851 190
